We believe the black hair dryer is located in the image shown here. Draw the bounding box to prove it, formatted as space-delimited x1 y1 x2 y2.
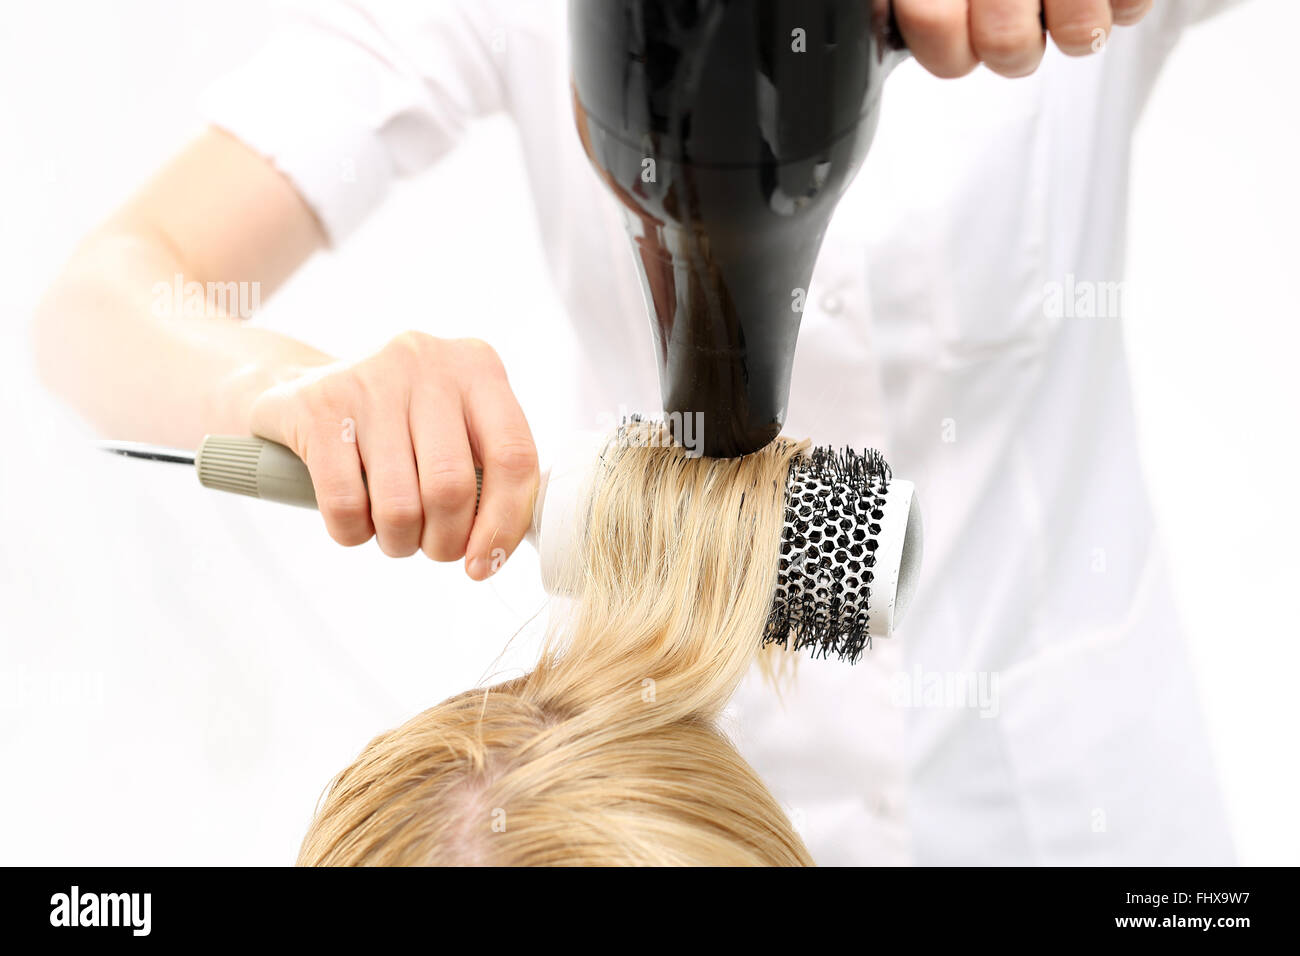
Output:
570 0 908 457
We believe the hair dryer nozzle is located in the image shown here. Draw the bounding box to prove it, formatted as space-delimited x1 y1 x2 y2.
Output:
570 0 904 457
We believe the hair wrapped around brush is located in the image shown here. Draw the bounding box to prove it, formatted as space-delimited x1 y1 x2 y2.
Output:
297 421 815 866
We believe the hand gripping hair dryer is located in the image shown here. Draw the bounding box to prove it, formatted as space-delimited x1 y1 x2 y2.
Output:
569 0 908 457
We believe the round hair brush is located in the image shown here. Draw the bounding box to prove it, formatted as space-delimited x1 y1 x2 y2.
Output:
98 434 921 655
767 447 920 662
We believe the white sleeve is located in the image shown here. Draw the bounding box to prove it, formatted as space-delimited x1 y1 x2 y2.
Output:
1156 0 1253 30
199 0 510 244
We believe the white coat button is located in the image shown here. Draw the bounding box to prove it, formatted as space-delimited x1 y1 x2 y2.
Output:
821 293 843 315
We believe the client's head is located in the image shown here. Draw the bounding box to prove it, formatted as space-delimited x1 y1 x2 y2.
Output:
298 423 814 866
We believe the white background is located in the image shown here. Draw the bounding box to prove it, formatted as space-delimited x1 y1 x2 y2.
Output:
1 1 1296 865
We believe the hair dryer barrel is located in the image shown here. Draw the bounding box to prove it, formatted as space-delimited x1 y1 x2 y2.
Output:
569 0 904 457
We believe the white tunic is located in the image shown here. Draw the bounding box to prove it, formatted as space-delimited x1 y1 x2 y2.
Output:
202 0 1242 865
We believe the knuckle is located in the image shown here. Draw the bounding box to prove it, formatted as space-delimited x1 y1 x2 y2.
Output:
897 0 978 78
422 534 466 563
1052 20 1106 54
901 0 967 35
973 20 1041 66
323 512 373 547
486 438 538 477
319 492 370 525
457 337 504 370
379 332 435 376
421 464 478 513
390 330 435 357
923 51 978 80
330 527 373 548
1110 0 1148 25
378 537 420 559
372 495 424 531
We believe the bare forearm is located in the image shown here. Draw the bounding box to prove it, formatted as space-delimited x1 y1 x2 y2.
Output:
33 229 333 448
29 126 538 580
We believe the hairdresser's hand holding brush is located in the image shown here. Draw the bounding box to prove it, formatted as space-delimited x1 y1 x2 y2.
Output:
247 334 538 579
892 0 1152 79
35 127 538 582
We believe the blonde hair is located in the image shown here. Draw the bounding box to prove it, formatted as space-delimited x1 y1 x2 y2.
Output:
298 423 814 866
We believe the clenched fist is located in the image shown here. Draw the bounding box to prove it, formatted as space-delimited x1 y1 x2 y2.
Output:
248 334 538 579
894 0 1155 78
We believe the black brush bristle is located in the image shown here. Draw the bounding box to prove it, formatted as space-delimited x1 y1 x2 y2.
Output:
764 446 892 664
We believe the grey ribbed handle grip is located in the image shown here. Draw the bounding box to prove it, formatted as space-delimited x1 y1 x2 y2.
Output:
196 436 318 508
195 436 483 510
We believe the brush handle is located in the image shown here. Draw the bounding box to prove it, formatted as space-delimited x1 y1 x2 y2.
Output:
195 436 317 508
194 435 483 510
